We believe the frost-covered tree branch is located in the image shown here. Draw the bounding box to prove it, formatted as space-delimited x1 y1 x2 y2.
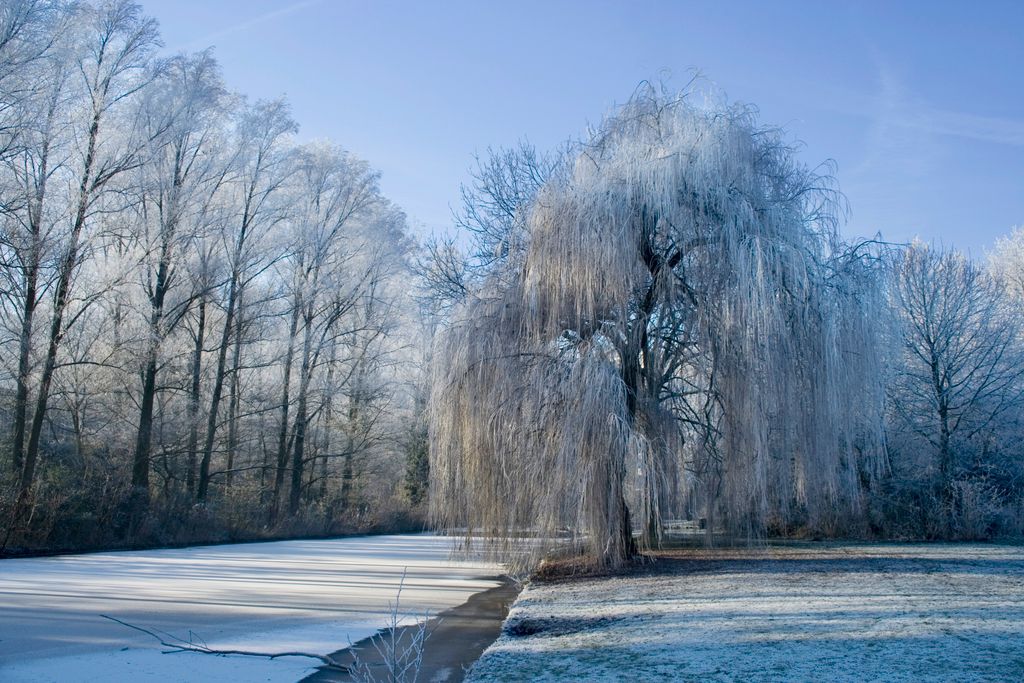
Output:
431 85 888 569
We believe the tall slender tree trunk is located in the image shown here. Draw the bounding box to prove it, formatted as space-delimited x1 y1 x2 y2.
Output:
197 275 239 501
20 108 101 506
318 356 336 503
224 289 245 490
930 353 955 517
11 90 57 476
198 178 261 502
259 416 271 502
132 239 174 494
289 389 309 515
11 221 41 478
69 396 85 461
272 298 301 520
11 263 37 476
288 321 314 515
132 351 158 491
185 298 206 494
340 371 361 510
134 148 187 497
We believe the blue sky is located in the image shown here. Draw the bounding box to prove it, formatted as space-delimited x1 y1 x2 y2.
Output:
141 0 1023 255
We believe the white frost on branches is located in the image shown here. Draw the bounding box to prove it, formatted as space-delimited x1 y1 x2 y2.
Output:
430 87 887 569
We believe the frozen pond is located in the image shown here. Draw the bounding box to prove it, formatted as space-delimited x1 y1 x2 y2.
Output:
0 534 502 682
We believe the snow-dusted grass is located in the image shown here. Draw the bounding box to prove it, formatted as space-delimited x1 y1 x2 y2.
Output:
0 533 501 682
468 543 1024 682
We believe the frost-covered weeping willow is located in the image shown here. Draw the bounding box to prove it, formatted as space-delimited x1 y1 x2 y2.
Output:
431 88 886 570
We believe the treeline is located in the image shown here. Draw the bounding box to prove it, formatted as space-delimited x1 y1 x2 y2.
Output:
0 0 428 553
3 2 1022 561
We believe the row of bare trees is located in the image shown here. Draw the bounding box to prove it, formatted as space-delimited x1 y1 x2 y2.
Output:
0 1 423 551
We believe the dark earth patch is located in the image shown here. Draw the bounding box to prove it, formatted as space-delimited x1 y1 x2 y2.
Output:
503 615 619 638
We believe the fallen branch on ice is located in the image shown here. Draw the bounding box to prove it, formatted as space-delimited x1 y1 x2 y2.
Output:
100 614 350 672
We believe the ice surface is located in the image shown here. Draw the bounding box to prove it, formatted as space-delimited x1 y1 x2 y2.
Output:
0 533 501 682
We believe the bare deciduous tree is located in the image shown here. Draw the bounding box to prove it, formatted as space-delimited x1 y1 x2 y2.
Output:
129 50 230 501
888 243 1024 500
18 0 159 511
197 98 295 502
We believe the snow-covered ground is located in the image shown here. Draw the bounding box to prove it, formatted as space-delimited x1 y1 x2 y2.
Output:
0 534 502 682
468 543 1024 682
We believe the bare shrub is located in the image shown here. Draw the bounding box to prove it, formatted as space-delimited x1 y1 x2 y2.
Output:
950 479 1004 540
349 571 430 683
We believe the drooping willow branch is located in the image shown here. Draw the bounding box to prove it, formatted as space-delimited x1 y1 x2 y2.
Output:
431 84 887 571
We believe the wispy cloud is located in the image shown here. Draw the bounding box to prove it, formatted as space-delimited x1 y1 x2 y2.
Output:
828 57 1024 151
902 106 1024 147
842 61 938 183
828 52 1023 246
165 0 324 54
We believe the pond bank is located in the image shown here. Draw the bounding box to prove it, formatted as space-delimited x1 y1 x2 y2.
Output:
304 577 521 682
